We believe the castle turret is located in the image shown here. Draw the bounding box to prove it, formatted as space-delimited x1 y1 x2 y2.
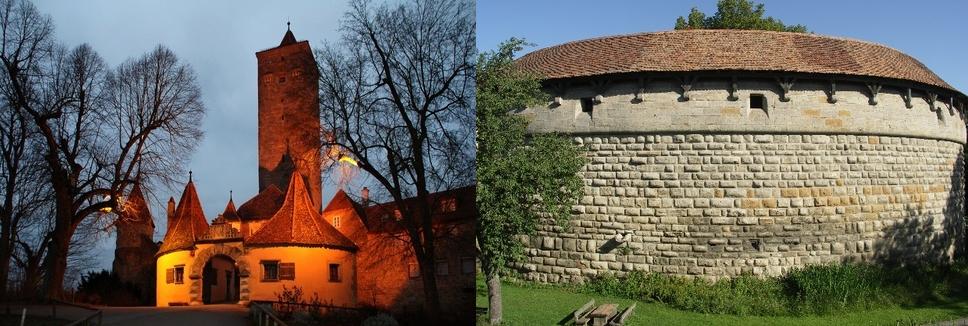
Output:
166 197 176 233
113 182 158 304
158 174 208 256
255 24 322 211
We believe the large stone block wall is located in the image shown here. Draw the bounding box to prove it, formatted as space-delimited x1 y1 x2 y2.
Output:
519 78 967 282
521 133 965 282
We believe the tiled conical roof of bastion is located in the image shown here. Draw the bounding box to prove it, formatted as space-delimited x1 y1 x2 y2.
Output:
515 29 962 95
121 182 153 228
246 173 357 250
157 178 209 255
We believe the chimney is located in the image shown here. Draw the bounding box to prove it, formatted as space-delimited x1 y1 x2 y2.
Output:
361 187 370 206
166 197 176 231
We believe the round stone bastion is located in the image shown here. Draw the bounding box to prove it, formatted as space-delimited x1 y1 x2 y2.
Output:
514 29 968 282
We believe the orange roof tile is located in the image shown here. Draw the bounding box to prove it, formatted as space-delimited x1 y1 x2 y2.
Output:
516 29 962 95
157 180 208 255
247 173 356 251
222 196 239 222
358 186 476 233
237 185 284 221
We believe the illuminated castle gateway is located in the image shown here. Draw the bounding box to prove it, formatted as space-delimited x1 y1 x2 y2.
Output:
516 30 967 282
151 27 476 310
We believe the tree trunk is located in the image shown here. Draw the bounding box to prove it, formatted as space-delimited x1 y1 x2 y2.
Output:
416 250 441 324
0 226 10 299
486 269 502 325
42 187 75 300
42 220 72 300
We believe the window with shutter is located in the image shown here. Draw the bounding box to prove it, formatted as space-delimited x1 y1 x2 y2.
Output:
166 268 174 284
280 263 295 280
262 261 279 282
174 266 184 284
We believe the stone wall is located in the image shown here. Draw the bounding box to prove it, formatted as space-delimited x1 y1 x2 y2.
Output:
519 77 967 282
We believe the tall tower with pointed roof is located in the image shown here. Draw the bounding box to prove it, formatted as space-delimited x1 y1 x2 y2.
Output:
255 24 322 212
113 182 158 304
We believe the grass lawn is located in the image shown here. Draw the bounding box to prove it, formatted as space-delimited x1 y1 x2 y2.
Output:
476 279 968 325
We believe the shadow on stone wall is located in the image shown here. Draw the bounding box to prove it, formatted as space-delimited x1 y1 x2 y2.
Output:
868 151 965 266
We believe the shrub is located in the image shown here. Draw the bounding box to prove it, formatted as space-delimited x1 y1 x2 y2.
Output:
581 262 968 317
75 270 143 306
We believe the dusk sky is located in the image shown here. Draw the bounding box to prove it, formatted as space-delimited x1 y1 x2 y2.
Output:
477 0 968 92
34 0 350 274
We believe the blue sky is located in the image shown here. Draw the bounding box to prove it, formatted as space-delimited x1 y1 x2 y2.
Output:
477 0 968 92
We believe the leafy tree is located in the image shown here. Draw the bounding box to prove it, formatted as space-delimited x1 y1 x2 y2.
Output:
675 0 807 33
476 38 585 325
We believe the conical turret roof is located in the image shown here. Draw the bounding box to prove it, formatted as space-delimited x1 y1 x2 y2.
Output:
121 182 154 228
222 193 239 222
158 178 208 255
280 26 297 46
247 173 356 250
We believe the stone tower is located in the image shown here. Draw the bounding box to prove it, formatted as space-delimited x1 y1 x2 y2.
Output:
113 182 158 304
255 24 322 212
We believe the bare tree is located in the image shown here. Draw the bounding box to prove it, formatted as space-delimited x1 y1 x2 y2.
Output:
0 0 204 298
317 0 475 320
0 102 48 299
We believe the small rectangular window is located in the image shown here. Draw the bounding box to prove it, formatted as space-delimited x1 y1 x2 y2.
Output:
408 263 420 278
461 257 475 275
280 263 295 280
262 261 279 282
440 198 457 213
333 216 341 228
329 264 341 282
174 266 184 284
750 94 766 109
435 260 449 276
580 97 594 113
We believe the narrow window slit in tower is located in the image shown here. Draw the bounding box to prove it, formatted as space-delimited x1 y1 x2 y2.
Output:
580 97 594 114
750 94 766 110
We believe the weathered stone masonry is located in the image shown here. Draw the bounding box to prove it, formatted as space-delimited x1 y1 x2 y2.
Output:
514 30 967 282
523 133 963 282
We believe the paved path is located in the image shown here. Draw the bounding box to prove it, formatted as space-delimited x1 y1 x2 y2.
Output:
7 303 249 326
99 304 249 326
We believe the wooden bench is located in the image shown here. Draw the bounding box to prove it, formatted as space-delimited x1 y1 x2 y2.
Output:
607 303 635 326
570 299 595 325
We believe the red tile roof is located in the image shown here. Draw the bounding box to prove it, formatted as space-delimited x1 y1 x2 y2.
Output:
516 29 961 94
158 180 208 255
280 29 297 47
247 173 356 251
237 185 284 221
221 197 239 222
355 186 476 234
120 183 153 228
